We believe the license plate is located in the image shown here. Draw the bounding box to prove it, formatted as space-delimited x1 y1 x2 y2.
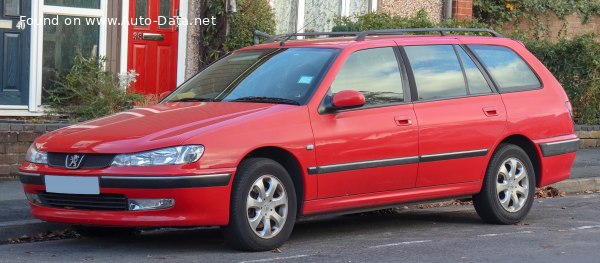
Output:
45 176 100 195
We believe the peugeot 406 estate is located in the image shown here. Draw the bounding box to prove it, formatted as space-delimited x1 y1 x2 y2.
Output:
20 28 579 251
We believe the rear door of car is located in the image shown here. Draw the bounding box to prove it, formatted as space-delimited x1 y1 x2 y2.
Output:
309 42 419 198
398 39 507 187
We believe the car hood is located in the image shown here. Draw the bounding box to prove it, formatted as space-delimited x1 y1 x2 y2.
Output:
36 102 288 153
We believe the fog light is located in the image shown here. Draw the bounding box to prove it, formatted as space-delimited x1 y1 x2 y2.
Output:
128 199 174 211
25 193 42 205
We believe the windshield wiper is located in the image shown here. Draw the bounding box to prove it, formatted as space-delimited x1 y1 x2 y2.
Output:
230 96 301 106
169 97 219 102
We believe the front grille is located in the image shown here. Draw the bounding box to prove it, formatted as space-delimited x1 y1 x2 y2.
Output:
38 191 128 211
47 153 115 169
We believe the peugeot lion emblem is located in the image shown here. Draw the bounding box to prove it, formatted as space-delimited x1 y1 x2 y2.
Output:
65 154 85 169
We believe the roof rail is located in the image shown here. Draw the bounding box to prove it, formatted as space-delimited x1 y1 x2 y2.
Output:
253 28 503 46
253 30 275 45
265 32 360 44
355 28 503 40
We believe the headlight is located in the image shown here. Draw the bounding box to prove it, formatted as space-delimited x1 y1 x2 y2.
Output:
111 145 204 167
25 144 48 164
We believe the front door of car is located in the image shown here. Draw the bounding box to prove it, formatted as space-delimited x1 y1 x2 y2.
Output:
401 44 506 187
0 0 31 106
128 0 179 95
310 44 419 199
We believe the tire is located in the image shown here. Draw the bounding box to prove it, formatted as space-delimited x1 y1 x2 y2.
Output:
223 158 297 251
473 144 536 224
73 225 138 237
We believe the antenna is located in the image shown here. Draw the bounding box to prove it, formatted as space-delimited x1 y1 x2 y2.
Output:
279 12 324 46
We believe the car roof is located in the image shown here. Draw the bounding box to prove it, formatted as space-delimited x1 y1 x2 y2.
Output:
239 35 516 51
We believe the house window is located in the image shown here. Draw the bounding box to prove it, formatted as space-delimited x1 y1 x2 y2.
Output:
271 0 298 34
303 0 342 33
44 0 101 9
271 0 376 34
41 14 100 100
37 0 107 104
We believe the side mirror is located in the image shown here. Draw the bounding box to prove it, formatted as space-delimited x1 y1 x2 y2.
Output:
330 90 365 111
159 91 171 101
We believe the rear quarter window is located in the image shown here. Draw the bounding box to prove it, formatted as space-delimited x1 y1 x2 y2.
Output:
468 45 541 92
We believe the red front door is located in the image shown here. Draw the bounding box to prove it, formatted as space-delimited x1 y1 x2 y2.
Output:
128 0 179 95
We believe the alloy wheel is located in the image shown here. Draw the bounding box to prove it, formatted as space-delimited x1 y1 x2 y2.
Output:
246 175 288 239
496 157 529 212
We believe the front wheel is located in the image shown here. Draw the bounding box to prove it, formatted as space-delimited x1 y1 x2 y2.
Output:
223 158 297 251
473 144 536 224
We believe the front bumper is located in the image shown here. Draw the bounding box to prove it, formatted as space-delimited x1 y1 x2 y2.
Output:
19 170 234 227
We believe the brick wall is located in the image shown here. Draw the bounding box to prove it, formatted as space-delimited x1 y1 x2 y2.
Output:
504 13 600 41
576 125 600 148
452 0 473 21
0 123 71 179
378 0 444 23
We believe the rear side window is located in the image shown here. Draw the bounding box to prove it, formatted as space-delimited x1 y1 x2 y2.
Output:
468 45 541 91
405 45 467 100
456 47 493 95
331 47 404 106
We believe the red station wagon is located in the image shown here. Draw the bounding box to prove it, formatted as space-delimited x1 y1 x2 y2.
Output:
19 28 579 251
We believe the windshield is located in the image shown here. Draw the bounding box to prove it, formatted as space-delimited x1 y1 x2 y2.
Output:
164 48 339 105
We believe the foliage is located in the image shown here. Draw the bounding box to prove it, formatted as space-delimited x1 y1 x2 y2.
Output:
525 34 600 124
198 0 275 67
45 52 142 122
333 10 491 33
474 0 600 39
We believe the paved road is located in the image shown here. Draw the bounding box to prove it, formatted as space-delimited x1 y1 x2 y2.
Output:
1 193 599 263
571 149 600 179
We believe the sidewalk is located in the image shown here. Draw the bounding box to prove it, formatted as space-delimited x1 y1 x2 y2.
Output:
0 180 67 242
1 149 598 241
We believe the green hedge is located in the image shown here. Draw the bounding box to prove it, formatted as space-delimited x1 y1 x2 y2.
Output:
333 10 489 34
525 35 600 125
333 11 600 124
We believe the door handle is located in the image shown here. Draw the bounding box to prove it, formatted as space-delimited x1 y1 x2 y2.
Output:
483 107 499 117
394 116 413 126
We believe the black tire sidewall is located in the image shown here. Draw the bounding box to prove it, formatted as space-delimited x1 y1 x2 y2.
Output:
224 158 297 251
475 144 536 224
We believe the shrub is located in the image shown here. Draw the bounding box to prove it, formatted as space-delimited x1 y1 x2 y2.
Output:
198 0 275 66
333 10 490 34
45 52 143 122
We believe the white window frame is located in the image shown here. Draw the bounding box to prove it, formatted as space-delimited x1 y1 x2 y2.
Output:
28 0 108 113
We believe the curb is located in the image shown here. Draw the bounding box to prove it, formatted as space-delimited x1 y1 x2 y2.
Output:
550 178 600 194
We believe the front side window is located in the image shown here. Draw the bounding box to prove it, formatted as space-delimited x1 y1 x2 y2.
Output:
331 47 404 106
468 45 541 91
405 45 467 100
164 48 338 105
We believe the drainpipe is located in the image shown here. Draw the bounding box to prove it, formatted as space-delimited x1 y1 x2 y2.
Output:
225 0 237 38
444 0 453 20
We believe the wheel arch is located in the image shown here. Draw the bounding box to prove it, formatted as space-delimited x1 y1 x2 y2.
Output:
494 134 542 187
239 146 305 216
